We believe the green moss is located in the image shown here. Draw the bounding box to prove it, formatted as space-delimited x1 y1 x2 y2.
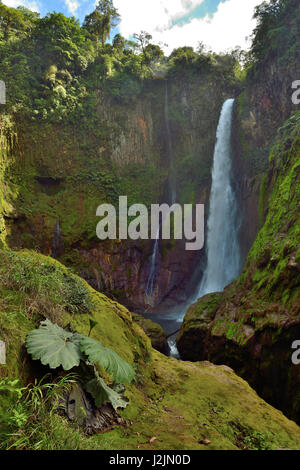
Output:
1 250 300 450
177 113 300 423
258 172 269 227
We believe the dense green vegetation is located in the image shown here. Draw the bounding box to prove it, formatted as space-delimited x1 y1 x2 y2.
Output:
0 0 299 450
247 0 300 76
0 0 297 138
0 0 243 122
1 249 300 450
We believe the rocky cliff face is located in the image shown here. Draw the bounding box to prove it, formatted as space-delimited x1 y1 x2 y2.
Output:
177 112 300 423
0 119 18 248
0 73 236 312
233 48 300 264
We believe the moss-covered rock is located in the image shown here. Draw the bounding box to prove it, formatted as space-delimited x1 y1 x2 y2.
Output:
1 249 300 450
132 313 169 354
177 112 300 423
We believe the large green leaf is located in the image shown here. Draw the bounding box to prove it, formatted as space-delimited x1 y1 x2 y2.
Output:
80 336 135 384
85 370 129 410
25 320 83 370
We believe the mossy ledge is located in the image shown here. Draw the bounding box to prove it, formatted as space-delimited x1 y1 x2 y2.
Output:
0 249 300 450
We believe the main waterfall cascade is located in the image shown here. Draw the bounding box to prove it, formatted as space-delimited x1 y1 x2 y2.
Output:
197 98 241 298
145 97 241 357
145 81 176 304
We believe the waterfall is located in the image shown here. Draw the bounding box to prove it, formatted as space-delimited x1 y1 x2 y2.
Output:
145 227 160 303
52 219 62 258
144 98 241 358
165 81 176 205
198 98 240 297
145 81 176 304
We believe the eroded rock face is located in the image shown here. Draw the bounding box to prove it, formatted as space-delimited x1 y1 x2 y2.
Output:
75 237 203 312
1 75 234 312
177 114 300 423
177 288 300 423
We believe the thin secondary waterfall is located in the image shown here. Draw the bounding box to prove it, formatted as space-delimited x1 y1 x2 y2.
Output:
52 219 61 258
146 81 176 303
198 98 240 297
165 81 176 205
145 227 160 302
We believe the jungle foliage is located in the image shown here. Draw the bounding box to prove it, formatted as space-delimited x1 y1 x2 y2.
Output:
0 0 243 121
246 0 300 77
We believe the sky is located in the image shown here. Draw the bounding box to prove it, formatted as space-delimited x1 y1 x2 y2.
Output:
2 0 267 53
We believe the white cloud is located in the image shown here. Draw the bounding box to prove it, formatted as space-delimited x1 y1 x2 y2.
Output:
114 0 205 36
2 0 40 11
64 0 80 15
116 0 266 54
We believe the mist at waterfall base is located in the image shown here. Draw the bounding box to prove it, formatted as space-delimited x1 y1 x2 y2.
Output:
144 99 241 357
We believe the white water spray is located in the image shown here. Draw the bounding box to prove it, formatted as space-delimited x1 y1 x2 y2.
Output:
198 98 240 297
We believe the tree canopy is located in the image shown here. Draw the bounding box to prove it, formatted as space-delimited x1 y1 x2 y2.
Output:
83 0 120 47
248 0 299 72
2 0 294 117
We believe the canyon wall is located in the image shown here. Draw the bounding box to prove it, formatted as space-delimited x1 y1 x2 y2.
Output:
178 111 300 422
233 38 300 264
177 0 300 421
0 72 236 312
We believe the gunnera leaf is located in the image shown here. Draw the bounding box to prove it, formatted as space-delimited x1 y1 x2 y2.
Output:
25 320 84 370
85 370 129 410
80 336 135 384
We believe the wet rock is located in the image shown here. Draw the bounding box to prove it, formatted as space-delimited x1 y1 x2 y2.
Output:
132 313 170 355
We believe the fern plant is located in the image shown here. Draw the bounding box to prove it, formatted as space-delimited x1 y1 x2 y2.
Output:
25 320 135 411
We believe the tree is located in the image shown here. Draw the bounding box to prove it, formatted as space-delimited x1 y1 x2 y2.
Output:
83 0 119 47
83 10 106 46
251 0 283 62
133 31 164 67
31 11 94 82
169 47 198 66
143 44 164 65
0 1 28 39
133 31 152 56
112 33 126 53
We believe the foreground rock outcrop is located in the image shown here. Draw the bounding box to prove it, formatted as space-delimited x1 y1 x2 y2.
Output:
132 312 170 354
177 113 300 423
1 250 300 450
